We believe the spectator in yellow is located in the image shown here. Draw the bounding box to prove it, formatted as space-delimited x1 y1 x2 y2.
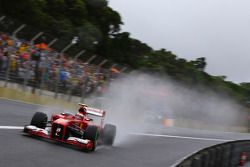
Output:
19 43 28 53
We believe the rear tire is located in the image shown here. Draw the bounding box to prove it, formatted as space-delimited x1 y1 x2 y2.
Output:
30 112 48 129
84 126 99 151
102 124 116 146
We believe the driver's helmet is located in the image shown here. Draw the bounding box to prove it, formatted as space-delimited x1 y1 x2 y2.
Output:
78 106 87 115
77 103 88 116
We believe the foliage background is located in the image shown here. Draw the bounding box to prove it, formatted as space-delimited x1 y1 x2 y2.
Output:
0 0 249 105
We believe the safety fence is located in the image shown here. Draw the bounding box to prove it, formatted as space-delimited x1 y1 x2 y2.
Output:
176 140 250 167
0 15 126 101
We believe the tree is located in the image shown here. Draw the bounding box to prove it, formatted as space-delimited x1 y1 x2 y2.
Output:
0 0 249 104
190 57 207 71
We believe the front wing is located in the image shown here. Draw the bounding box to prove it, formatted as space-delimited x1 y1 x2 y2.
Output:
23 125 94 151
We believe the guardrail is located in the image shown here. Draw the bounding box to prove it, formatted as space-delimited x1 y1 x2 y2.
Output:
176 140 250 167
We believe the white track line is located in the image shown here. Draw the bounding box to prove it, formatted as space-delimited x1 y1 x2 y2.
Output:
0 126 24 130
0 126 232 142
131 132 232 142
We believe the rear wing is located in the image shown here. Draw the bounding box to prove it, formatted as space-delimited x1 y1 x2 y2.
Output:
86 107 105 117
78 103 105 117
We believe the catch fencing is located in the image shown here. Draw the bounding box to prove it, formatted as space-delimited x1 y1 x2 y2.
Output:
0 15 125 101
175 140 250 167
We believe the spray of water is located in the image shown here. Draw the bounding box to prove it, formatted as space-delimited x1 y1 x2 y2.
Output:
36 72 247 145
97 72 247 145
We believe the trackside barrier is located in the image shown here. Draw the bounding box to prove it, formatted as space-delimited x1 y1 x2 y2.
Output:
175 140 250 167
239 152 248 166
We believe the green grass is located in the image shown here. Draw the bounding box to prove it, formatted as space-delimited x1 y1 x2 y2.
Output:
0 87 76 110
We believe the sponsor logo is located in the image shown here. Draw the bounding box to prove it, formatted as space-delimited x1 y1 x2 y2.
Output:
55 127 61 136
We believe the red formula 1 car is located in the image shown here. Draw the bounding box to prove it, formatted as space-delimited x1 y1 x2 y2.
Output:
23 103 116 152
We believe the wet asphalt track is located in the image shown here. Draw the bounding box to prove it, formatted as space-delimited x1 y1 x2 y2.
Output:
1 98 250 167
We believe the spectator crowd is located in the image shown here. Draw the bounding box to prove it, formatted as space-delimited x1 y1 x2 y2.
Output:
0 32 120 97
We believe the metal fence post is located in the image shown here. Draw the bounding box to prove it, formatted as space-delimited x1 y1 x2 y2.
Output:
13 24 26 38
85 55 96 64
47 38 58 48
98 59 108 67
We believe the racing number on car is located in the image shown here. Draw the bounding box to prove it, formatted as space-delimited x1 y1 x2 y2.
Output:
55 127 61 136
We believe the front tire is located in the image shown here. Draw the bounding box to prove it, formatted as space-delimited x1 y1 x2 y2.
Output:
84 126 99 151
30 112 48 129
102 124 116 146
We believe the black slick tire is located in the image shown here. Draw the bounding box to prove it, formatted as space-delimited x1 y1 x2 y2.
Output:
84 125 99 151
102 124 116 146
30 112 48 129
